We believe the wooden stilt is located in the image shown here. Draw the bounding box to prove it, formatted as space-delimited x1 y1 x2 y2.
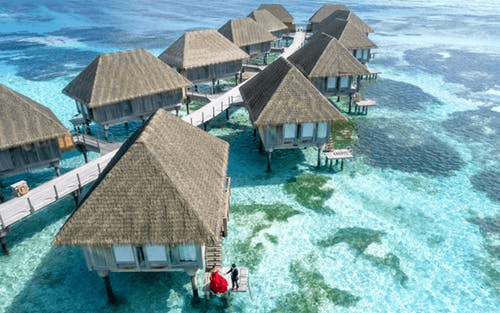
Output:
348 95 352 113
253 128 257 137
186 102 190 115
124 122 129 131
317 146 322 168
266 151 272 172
103 275 117 304
225 108 229 120
341 159 344 171
1 236 9 255
103 126 109 141
72 191 79 206
203 123 207 131
191 275 199 299
175 108 179 117
211 79 216 94
235 73 239 85
82 149 88 163
54 165 61 177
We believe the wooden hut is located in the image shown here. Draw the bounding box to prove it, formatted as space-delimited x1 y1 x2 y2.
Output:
258 4 296 32
218 17 276 61
239 58 347 170
63 49 191 139
53 108 230 302
317 17 377 64
158 29 249 92
248 9 288 40
0 85 72 179
307 3 349 32
288 33 370 99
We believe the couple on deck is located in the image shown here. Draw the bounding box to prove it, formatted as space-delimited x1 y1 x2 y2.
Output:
210 264 239 294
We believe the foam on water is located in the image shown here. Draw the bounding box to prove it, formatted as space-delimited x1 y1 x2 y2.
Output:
1 0 500 312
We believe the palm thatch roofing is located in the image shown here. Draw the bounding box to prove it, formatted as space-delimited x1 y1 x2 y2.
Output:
63 49 191 109
258 4 294 24
54 109 229 247
339 20 377 50
240 57 347 127
0 84 69 150
315 15 349 39
248 9 288 34
218 18 276 48
348 12 374 34
158 29 250 70
288 33 370 78
309 4 349 24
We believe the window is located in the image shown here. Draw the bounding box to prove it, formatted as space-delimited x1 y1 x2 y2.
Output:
317 122 328 139
178 243 197 262
113 244 135 268
327 77 337 90
283 123 297 139
301 123 314 138
362 49 368 60
145 245 168 263
356 49 363 58
340 77 349 88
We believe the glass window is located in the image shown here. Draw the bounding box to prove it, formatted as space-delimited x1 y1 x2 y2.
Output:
283 123 297 139
362 49 368 59
178 243 197 262
327 77 337 89
317 122 328 138
145 244 168 263
356 50 363 58
302 123 314 138
113 245 135 264
340 77 349 88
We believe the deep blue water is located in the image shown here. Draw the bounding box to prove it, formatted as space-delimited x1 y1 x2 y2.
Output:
1 1 500 312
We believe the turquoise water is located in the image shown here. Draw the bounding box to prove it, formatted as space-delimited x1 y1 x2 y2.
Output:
1 0 500 312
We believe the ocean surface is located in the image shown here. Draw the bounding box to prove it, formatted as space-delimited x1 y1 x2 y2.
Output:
1 0 500 312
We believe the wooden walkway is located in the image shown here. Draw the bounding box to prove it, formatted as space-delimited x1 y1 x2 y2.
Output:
282 30 306 59
73 133 122 155
202 267 249 296
325 149 352 170
0 149 118 244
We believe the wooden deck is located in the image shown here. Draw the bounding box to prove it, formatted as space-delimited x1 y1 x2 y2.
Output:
202 267 249 295
325 149 353 170
354 99 377 115
282 30 306 59
0 149 118 236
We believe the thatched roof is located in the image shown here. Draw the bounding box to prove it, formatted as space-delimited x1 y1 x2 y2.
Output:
0 84 69 150
158 29 250 70
218 18 276 48
240 57 347 127
63 49 191 109
315 14 349 39
248 9 288 34
339 20 377 50
54 109 229 247
258 4 294 24
288 33 370 78
309 4 349 24
348 12 374 34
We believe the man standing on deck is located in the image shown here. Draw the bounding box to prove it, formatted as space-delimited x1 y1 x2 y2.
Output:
226 264 239 290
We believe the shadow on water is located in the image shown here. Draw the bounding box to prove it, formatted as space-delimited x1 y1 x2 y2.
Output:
6 245 240 313
355 117 465 176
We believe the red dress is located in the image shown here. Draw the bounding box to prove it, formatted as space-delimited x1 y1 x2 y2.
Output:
210 270 228 294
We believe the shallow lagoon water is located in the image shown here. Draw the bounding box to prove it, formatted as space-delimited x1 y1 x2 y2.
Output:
1 0 500 312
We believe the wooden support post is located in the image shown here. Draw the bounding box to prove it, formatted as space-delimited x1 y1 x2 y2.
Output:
0 236 9 255
348 95 352 113
76 173 82 193
72 191 79 206
235 73 238 85
225 108 229 120
103 275 117 304
175 108 179 117
341 159 344 171
191 275 199 299
267 151 272 172
186 102 190 115
27 197 34 214
211 79 216 94
103 126 109 141
54 165 61 177
203 123 207 131
97 163 101 175
124 122 129 132
253 128 257 137
202 112 204 124
213 106 215 118
317 146 322 168
53 185 59 200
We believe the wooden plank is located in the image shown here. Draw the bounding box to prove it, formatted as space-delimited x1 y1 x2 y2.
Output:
325 149 353 160
355 99 377 107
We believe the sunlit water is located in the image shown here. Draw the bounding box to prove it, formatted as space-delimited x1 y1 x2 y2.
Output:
1 1 500 312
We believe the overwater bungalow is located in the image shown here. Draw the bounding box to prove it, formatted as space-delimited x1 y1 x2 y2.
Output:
0 85 73 179
308 4 374 36
239 57 347 171
258 4 296 33
63 49 191 140
53 108 230 302
307 3 349 32
316 17 377 64
248 9 288 40
288 32 370 100
218 17 276 62
158 29 249 93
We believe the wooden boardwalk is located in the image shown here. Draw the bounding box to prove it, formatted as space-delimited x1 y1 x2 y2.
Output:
282 30 306 59
325 149 352 170
73 133 122 155
0 149 118 241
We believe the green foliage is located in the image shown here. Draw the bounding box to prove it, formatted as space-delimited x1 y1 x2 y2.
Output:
230 203 303 222
284 174 334 214
330 118 357 148
317 227 385 254
271 262 360 312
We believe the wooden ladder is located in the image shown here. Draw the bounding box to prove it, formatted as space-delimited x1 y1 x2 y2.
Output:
205 244 223 272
